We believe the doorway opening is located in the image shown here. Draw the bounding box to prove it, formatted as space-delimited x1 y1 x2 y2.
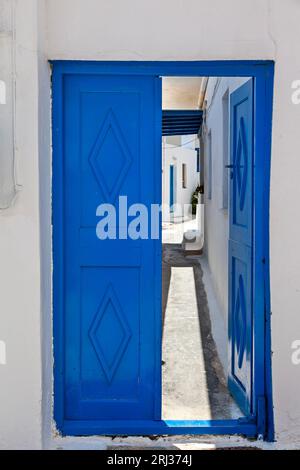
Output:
52 61 274 439
161 76 250 421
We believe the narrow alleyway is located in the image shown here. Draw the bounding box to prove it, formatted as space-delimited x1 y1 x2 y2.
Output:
162 222 242 420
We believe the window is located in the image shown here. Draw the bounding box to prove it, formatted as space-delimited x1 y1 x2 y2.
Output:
182 163 187 189
207 131 212 199
222 89 229 209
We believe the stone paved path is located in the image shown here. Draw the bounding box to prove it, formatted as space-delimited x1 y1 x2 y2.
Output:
162 243 242 420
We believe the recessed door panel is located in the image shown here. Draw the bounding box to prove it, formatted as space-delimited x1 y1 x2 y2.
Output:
56 74 162 426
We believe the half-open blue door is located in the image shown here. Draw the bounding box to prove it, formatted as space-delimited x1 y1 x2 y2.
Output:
53 73 162 433
228 79 253 416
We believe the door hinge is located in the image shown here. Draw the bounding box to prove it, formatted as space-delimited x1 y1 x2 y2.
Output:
256 395 267 439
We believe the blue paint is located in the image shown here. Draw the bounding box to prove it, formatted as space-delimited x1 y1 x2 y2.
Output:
50 60 274 77
169 165 174 211
53 72 162 426
62 419 257 437
52 60 274 439
253 63 275 442
196 148 200 173
228 79 253 416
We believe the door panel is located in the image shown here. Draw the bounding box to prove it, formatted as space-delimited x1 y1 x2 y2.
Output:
228 240 252 414
228 79 253 416
229 80 253 247
60 74 161 424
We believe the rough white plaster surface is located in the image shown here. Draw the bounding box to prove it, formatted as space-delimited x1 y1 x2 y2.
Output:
49 435 300 451
0 0 17 208
1 0 300 449
46 0 274 61
0 0 43 449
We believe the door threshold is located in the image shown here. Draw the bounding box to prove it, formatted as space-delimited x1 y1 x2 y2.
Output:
61 419 257 437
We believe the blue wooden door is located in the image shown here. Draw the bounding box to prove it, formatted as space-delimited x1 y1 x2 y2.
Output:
169 165 174 211
55 73 162 431
228 79 253 416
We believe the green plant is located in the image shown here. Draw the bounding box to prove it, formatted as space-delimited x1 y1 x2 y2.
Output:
191 185 202 215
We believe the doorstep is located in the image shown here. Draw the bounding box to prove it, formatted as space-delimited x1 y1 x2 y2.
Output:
49 435 270 451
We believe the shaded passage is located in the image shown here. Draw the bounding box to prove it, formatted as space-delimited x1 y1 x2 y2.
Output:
162 243 242 420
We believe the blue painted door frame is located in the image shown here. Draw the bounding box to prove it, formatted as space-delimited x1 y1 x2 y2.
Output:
52 60 274 440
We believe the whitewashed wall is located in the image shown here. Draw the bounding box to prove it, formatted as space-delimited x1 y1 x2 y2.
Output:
1 0 300 448
0 0 46 449
162 138 199 220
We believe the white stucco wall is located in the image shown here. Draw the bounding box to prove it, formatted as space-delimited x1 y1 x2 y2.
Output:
1 0 300 448
162 139 199 220
0 0 44 449
46 0 275 61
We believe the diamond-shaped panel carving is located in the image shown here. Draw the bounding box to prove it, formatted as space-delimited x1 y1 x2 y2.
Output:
89 284 131 383
235 117 248 211
89 109 132 202
234 274 246 369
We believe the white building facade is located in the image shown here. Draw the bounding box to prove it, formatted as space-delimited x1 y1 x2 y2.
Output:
162 136 199 220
